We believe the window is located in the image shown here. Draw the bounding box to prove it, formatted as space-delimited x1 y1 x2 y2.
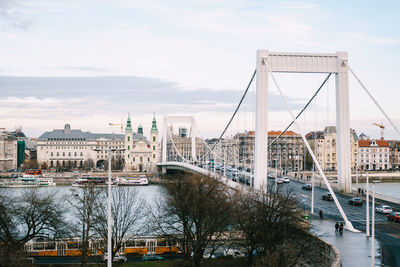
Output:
80 152 83 156
128 145 130 150
140 156 143 162
153 154 155 159
68 152 71 157
153 136 156 142
153 145 156 151
57 152 59 157
63 152 65 157
128 136 130 142
74 152 77 157
128 154 130 158
51 152 53 156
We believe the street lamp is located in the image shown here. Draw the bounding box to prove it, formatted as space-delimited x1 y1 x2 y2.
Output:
93 147 125 267
366 171 370 237
371 180 381 267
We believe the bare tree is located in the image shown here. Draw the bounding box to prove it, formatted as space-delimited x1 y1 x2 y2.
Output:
41 161 48 170
68 184 100 266
233 185 319 266
92 186 145 260
150 173 233 267
0 190 66 266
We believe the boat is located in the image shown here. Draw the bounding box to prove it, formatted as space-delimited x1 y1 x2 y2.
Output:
0 175 40 188
38 177 56 187
72 175 117 187
116 176 149 186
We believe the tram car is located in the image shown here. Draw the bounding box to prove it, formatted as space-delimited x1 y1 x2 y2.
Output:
24 236 180 257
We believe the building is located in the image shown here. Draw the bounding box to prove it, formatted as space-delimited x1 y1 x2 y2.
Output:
231 130 304 171
268 130 304 172
387 140 400 170
358 139 389 170
205 137 240 167
37 124 124 170
166 125 205 162
124 114 159 172
0 132 18 171
306 126 358 171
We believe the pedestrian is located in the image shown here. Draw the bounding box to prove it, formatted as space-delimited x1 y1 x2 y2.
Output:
357 188 361 196
339 222 344 234
361 189 364 197
335 222 339 233
319 210 323 219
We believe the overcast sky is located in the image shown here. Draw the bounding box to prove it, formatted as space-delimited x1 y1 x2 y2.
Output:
1 0 400 139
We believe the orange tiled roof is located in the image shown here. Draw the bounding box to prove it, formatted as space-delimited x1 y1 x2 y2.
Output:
268 130 298 136
358 140 389 147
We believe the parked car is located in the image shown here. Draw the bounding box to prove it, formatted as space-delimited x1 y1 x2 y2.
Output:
302 184 312 190
387 212 400 222
322 192 333 201
141 254 165 261
348 198 363 206
376 205 393 214
102 252 127 263
283 176 290 183
276 177 284 184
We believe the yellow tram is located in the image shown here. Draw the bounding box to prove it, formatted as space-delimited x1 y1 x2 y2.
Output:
24 236 180 257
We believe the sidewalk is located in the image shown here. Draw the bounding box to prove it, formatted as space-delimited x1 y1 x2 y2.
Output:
310 217 381 267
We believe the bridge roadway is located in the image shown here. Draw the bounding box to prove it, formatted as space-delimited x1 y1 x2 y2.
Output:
160 162 400 266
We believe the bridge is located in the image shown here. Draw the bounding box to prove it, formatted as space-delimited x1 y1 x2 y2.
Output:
157 50 400 233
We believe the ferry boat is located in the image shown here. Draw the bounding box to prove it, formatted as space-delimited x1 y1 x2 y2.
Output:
117 176 149 186
38 177 56 187
72 174 116 187
0 175 40 188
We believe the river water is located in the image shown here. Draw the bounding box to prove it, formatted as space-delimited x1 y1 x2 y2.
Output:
1 185 164 225
357 183 400 201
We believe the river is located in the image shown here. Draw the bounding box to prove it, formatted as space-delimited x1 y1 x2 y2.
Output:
357 182 400 201
1 185 164 225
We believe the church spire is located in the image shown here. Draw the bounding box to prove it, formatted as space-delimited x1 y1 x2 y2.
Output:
125 112 133 133
151 113 158 133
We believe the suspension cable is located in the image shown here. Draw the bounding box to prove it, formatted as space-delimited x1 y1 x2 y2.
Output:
267 73 332 147
201 69 257 159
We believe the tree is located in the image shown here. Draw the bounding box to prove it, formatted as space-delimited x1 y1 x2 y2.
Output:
150 173 233 267
41 161 48 170
0 190 66 266
233 185 320 266
92 186 145 260
23 158 39 169
68 184 100 266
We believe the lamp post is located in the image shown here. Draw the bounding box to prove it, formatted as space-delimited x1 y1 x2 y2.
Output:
366 172 369 237
93 147 124 267
371 180 380 267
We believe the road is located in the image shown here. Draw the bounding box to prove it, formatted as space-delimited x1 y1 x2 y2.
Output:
208 166 400 267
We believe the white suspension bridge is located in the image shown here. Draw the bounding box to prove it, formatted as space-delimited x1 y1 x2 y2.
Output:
157 50 400 232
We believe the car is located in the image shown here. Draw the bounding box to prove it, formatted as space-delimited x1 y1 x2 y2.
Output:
282 176 290 183
267 174 275 179
276 177 284 184
141 254 165 261
376 205 393 214
348 198 363 206
387 212 400 222
322 192 333 201
102 252 127 263
302 184 312 190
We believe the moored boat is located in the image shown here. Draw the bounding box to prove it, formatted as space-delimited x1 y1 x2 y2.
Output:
72 175 117 187
116 176 149 186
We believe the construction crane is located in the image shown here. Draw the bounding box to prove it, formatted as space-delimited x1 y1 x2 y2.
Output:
109 121 124 134
373 122 385 140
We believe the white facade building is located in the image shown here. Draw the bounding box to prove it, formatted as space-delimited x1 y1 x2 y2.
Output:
358 139 390 170
0 132 18 171
124 114 159 172
37 124 124 169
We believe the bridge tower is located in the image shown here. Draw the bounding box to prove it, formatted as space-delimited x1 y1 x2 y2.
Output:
162 116 197 173
254 51 351 193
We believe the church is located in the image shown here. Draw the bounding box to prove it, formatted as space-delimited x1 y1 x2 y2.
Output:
124 113 159 172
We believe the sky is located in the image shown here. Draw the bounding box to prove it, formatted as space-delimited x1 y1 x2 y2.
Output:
1 0 400 139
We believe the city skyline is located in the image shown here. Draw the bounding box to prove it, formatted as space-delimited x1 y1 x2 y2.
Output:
1 0 400 139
